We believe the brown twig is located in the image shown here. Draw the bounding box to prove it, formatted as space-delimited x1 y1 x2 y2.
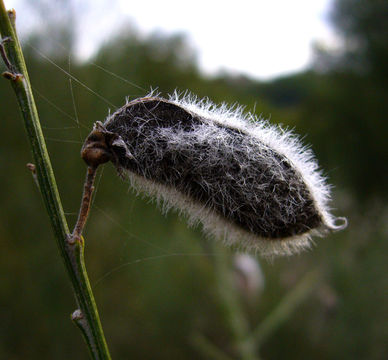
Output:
70 166 98 243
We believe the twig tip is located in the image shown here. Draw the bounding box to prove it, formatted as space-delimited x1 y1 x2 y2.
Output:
26 162 36 173
71 309 84 321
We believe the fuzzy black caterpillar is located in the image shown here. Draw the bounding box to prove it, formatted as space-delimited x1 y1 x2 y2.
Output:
80 94 346 256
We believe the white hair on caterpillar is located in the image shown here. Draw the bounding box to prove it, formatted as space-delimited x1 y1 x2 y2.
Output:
126 171 314 257
168 91 346 233
81 91 347 257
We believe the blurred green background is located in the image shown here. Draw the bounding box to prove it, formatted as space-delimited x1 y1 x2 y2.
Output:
1 0 387 359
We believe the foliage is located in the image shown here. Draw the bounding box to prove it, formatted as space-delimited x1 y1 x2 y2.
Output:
0 0 387 358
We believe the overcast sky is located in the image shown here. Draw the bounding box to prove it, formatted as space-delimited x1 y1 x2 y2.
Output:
6 0 337 80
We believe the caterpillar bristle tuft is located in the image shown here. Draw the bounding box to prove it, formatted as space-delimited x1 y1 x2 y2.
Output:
81 93 346 256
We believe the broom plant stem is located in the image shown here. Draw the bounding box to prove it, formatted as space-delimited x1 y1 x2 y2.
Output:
0 2 111 358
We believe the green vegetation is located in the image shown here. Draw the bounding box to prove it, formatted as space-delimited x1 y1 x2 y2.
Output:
0 0 387 358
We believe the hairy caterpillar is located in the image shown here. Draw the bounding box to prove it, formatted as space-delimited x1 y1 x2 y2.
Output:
76 93 346 256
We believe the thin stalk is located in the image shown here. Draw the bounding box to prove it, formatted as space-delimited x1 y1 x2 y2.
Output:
0 2 111 359
247 268 321 348
191 333 236 360
214 247 259 360
72 166 98 242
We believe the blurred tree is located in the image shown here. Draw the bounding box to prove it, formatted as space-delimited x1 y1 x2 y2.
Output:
331 0 388 80
21 0 76 58
299 0 388 200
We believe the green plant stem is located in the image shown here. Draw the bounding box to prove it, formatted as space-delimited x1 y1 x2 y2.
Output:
0 2 111 359
247 268 321 348
214 247 259 360
191 333 236 360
